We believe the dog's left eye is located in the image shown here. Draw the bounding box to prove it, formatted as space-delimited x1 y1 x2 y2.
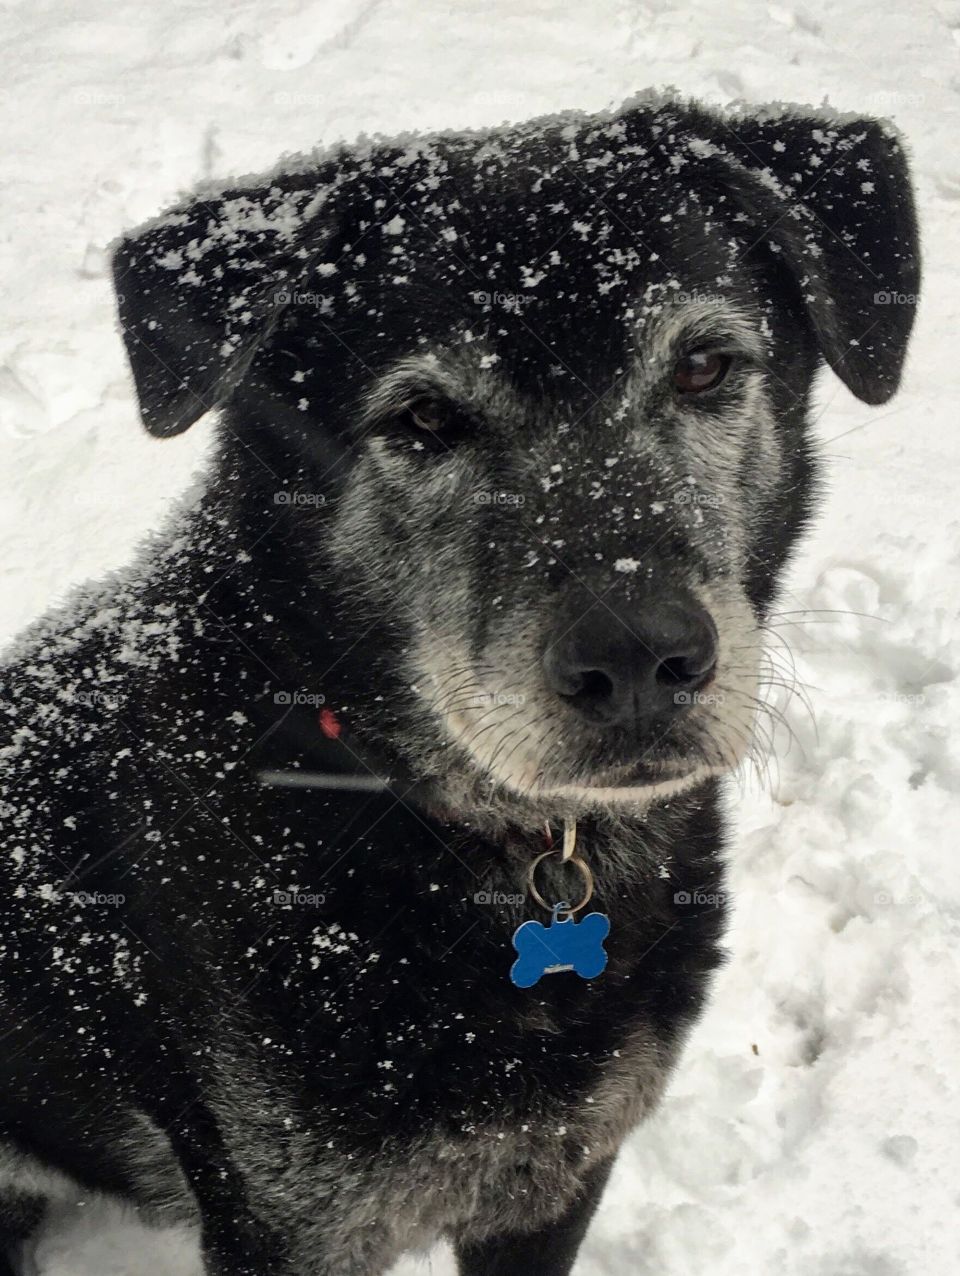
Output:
673 352 732 395
402 398 447 431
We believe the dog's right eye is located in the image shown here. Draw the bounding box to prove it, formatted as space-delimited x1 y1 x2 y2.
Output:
673 351 732 395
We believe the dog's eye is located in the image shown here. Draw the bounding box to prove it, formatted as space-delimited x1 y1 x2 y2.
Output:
673 352 732 395
402 398 447 431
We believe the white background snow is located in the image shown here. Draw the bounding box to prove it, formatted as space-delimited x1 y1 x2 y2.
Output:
1 1 958 1274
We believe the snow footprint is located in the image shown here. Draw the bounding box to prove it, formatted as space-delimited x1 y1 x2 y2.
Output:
800 564 955 697
259 0 383 69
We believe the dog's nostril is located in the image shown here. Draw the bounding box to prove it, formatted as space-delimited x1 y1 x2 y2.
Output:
574 669 614 701
656 655 714 688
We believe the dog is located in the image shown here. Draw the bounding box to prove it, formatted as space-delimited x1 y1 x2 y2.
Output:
0 94 919 1275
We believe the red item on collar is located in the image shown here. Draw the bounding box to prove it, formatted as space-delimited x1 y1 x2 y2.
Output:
319 708 342 739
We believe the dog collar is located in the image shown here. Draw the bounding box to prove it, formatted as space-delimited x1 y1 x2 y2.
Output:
259 710 610 987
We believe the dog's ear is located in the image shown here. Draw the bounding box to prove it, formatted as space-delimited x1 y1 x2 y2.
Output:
112 183 332 437
709 112 920 404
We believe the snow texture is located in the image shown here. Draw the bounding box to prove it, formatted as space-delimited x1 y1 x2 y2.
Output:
1 1 958 1274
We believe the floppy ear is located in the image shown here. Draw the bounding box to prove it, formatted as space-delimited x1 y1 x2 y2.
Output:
112 181 333 437
708 111 920 404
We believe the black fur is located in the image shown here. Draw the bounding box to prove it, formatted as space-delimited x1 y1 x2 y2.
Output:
0 95 918 1274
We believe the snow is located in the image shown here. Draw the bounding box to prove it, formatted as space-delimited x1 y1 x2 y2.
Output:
1 1 958 1274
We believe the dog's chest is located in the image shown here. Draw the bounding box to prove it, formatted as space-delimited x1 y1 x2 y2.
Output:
174 798 721 1270
208 1006 670 1272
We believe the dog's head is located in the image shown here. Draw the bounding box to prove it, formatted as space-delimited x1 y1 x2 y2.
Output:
113 99 919 814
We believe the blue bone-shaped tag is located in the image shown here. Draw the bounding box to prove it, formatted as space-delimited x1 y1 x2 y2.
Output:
509 909 610 988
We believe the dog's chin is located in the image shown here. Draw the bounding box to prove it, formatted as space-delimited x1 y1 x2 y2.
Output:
524 757 721 806
431 693 753 813
467 746 730 810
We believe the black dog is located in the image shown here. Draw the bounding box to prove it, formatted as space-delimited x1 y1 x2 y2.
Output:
0 95 918 1275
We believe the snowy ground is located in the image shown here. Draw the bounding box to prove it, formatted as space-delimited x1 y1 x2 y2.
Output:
1 1 959 1273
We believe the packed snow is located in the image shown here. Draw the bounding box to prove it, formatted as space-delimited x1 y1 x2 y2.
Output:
1 1 958 1274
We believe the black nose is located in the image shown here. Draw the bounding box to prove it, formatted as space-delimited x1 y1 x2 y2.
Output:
543 594 718 726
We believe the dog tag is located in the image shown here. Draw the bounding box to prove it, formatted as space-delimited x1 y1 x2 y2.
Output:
509 904 610 989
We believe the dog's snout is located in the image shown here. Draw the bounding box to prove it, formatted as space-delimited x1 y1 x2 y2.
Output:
543 595 718 726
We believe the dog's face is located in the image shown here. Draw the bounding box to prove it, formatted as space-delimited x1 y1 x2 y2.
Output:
113 100 919 813
322 269 806 805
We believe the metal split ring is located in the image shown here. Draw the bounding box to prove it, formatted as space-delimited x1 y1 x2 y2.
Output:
526 846 594 916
